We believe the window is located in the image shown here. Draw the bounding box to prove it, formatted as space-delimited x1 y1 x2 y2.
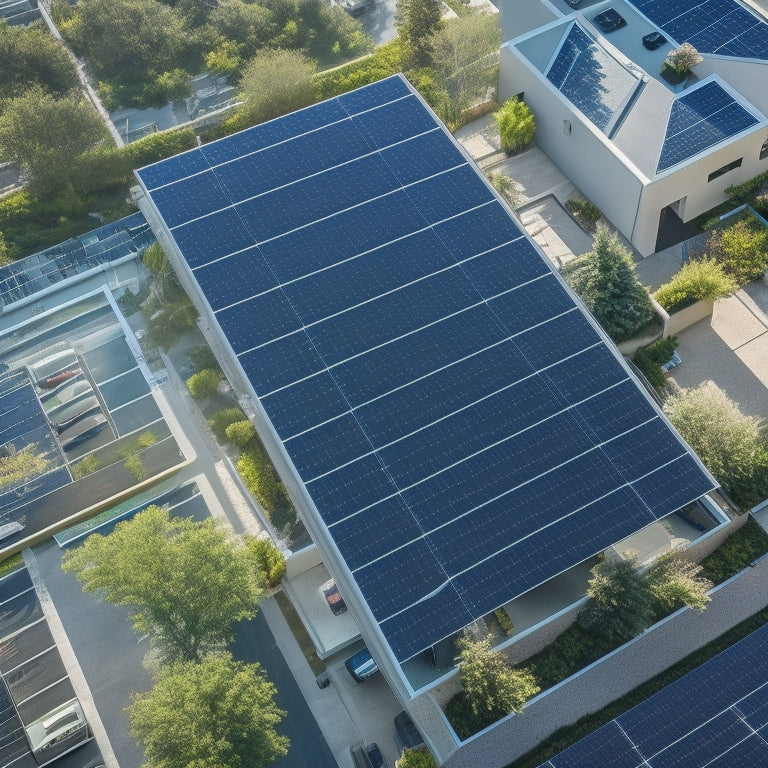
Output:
760 137 768 161
708 158 742 183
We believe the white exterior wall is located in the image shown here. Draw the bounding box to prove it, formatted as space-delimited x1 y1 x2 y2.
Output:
694 58 768 116
634 128 768 255
499 44 645 246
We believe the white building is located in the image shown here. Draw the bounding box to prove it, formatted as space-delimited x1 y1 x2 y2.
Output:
499 0 768 256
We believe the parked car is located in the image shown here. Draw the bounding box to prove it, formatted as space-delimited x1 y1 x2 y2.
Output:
345 647 379 682
594 8 627 32
394 711 424 754
320 578 347 615
37 368 81 389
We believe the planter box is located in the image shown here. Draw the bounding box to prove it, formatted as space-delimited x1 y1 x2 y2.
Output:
660 63 688 84
663 297 714 336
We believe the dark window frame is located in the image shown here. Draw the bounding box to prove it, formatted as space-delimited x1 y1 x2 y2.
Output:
708 158 742 183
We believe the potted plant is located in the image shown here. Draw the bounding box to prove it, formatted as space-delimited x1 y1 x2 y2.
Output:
661 43 703 84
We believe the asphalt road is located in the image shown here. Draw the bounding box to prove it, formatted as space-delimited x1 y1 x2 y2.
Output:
231 617 337 768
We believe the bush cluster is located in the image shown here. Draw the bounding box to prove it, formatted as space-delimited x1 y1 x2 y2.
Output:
494 98 536 155
244 535 286 588
632 336 678 390
565 198 601 232
653 258 736 313
700 517 768 583
186 368 221 400
706 215 768 285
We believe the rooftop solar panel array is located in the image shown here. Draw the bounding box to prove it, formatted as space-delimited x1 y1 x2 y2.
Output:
657 80 759 172
536 620 768 767
0 369 70 517
547 24 640 133
136 74 715 662
631 0 768 59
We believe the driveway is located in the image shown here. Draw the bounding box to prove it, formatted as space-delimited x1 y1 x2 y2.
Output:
669 281 768 421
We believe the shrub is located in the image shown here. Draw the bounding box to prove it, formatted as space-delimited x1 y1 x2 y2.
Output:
188 345 221 374
225 420 256 448
244 535 286 588
494 608 515 636
71 454 102 479
653 258 736 313
186 369 221 400
700 517 768 583
577 558 653 643
707 216 768 285
664 382 768 509
208 408 246 442
0 444 50 488
494 98 535 155
565 198 601 232
124 453 147 482
236 440 296 531
632 336 678 391
645 552 712 617
725 171 768 204
396 747 438 768
487 172 520 207
562 224 656 342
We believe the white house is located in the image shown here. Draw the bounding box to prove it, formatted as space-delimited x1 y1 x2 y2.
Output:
499 0 768 256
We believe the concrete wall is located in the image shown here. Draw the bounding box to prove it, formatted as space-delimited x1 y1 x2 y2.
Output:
663 298 714 337
499 44 645 246
442 554 768 768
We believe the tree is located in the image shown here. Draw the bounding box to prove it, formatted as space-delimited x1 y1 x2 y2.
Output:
237 49 316 126
0 21 79 102
707 217 768 285
187 368 222 399
456 635 539 723
62 506 263 662
494 98 536 155
562 223 656 342
0 231 9 267
0 444 50 489
646 552 712 615
129 652 289 768
396 747 438 768
578 557 654 643
209 0 276 61
395 0 443 66
244 535 286 587
427 14 498 122
0 87 106 195
664 381 768 508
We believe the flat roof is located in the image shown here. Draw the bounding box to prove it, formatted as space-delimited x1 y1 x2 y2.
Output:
136 74 716 663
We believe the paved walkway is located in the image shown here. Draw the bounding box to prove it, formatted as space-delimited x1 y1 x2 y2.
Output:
669 281 768 421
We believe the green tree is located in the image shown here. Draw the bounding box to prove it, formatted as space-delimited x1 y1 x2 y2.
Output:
646 552 712 615
707 217 768 285
187 368 222 399
578 558 654 643
226 419 257 447
396 747 437 768
128 652 289 768
653 257 736 313
0 230 9 267
208 407 247 441
0 20 79 102
664 381 768 508
205 40 242 78
62 506 262 662
0 87 106 195
237 49 316 126
456 634 539 723
244 535 286 588
209 0 276 60
0 444 50 489
428 14 499 123
562 223 656 342
237 441 296 530
395 0 443 66
494 97 536 154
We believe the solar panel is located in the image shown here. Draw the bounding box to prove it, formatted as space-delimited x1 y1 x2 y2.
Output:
657 80 759 172
539 622 768 768
136 74 715 663
630 0 768 59
546 24 640 133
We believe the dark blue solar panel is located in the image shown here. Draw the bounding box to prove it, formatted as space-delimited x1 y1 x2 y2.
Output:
549 721 642 768
707 734 768 767
137 149 210 191
140 74 715 664
148 170 231 228
658 82 758 172
630 0 768 60
736 683 768 730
